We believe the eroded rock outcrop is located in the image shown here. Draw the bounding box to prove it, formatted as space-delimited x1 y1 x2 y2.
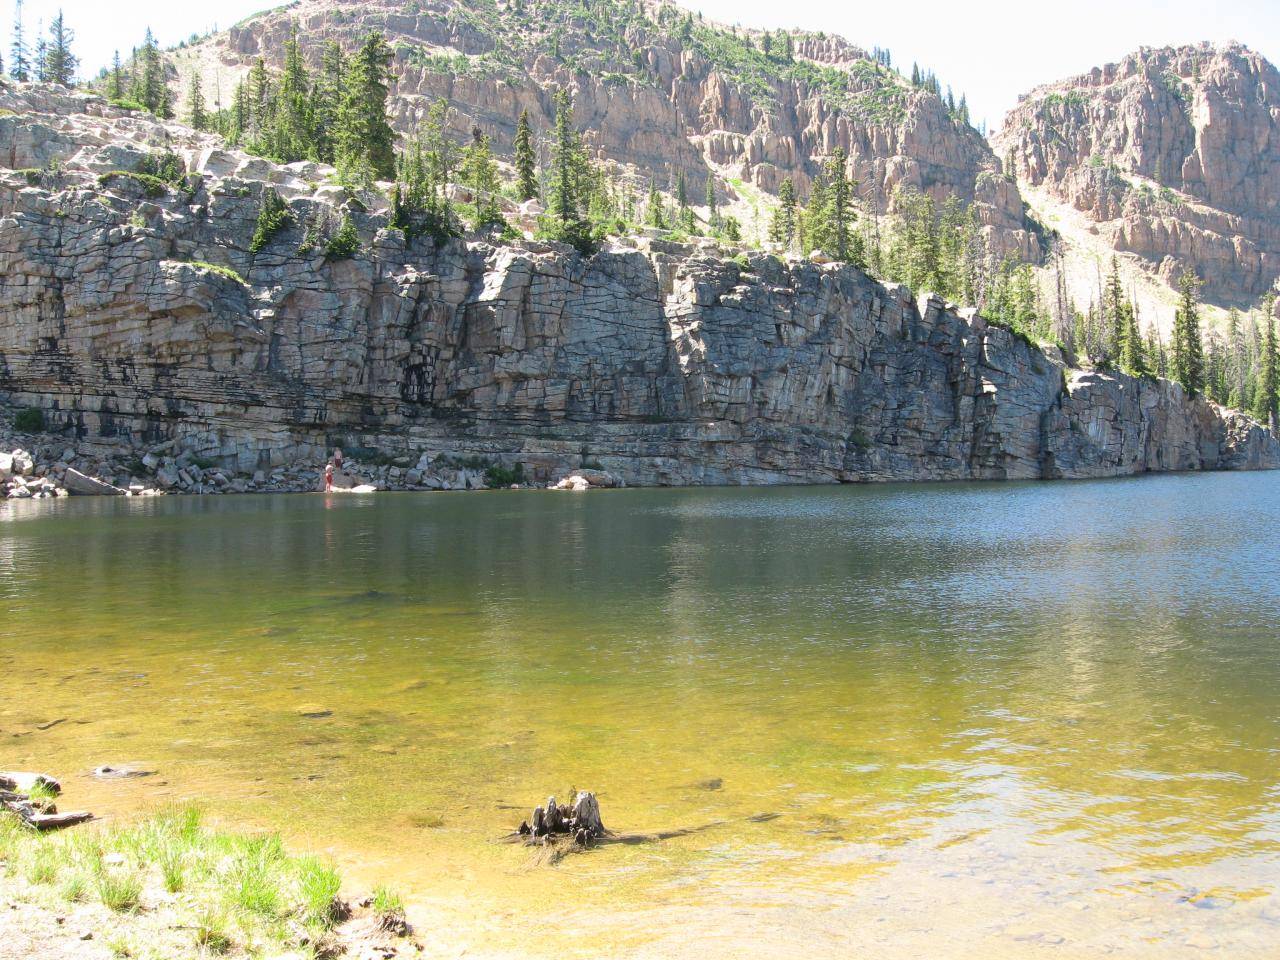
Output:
0 82 1274 486
995 42 1280 304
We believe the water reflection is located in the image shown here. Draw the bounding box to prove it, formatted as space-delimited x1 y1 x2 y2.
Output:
2 473 1278 957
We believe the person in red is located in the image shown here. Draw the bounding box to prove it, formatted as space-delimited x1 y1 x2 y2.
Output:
324 461 334 492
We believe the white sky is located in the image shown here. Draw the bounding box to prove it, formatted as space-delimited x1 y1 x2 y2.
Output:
18 0 1280 130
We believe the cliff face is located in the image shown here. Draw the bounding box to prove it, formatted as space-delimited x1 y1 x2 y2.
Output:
995 42 1280 304
1 83 1274 483
175 0 1037 261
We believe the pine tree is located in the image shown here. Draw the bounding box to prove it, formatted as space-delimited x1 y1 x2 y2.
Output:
674 170 695 232
645 177 665 228
1104 258 1126 365
1146 324 1167 378
889 187 940 293
1172 270 1205 395
1120 299 1150 376
231 60 269 148
107 51 123 100
800 150 862 265
33 17 45 84
800 174 828 256
937 195 968 300
249 188 292 253
548 90 579 227
393 99 459 243
43 10 77 86
186 73 207 130
541 90 593 251
1256 293 1278 430
1226 310 1246 407
825 149 859 264
704 174 718 229
461 127 502 230
270 32 313 163
336 32 396 186
513 108 538 201
311 41 345 165
769 177 797 249
10 0 30 82
134 28 167 116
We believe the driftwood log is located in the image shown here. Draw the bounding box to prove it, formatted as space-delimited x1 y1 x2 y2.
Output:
0 770 92 831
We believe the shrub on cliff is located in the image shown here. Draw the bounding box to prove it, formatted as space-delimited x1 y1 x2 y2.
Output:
14 408 44 432
325 216 361 259
250 189 292 254
137 150 187 185
97 170 169 199
188 261 248 286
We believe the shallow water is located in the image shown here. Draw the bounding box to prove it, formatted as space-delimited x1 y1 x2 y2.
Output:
2 475 1279 958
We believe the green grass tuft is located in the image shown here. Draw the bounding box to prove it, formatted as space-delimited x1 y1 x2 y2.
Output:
192 908 234 953
95 865 143 913
372 885 404 914
59 869 91 902
0 806 366 952
223 833 286 918
295 855 344 929
23 842 59 885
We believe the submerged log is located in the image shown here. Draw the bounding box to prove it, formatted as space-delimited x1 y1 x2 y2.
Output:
27 810 94 831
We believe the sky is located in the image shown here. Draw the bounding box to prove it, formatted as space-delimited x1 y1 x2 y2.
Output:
16 0 1280 131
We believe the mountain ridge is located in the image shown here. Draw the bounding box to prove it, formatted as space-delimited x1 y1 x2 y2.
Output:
167 0 1038 261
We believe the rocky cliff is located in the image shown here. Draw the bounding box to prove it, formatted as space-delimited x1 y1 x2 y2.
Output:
995 42 1280 305
172 0 1037 261
1 83 1275 485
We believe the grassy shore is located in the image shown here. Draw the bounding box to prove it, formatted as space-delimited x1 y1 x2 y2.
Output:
0 805 418 959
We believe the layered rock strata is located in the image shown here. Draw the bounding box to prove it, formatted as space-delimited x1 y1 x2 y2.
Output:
1 83 1274 486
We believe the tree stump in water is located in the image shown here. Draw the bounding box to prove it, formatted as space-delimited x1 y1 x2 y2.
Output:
572 791 604 836
516 791 606 855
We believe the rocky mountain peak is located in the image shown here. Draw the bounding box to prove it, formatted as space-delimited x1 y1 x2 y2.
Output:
994 41 1280 304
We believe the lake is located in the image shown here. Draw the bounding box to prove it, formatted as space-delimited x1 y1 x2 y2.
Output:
2 474 1279 958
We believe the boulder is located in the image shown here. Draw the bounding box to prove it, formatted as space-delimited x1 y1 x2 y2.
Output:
62 468 127 496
